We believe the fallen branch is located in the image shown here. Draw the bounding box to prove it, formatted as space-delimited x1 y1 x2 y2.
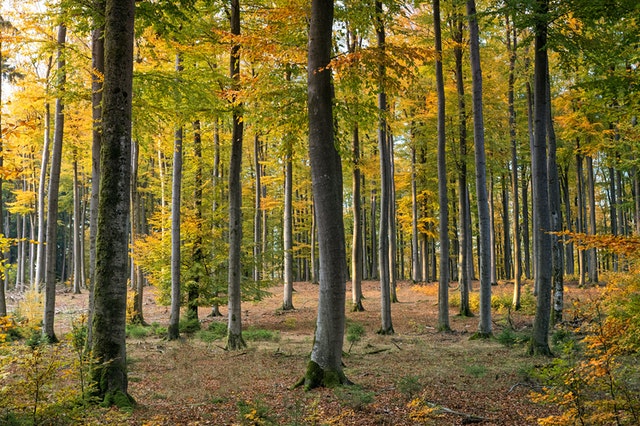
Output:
425 401 490 424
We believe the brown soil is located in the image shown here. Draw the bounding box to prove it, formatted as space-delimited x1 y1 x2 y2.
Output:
9 280 561 425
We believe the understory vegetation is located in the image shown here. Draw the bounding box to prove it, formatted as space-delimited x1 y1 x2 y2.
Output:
2 275 638 425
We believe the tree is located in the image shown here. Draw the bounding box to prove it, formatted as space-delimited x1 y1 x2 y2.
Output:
90 0 135 405
529 0 553 356
300 0 349 389
467 0 491 337
168 53 183 341
43 23 66 343
434 0 450 332
226 0 246 351
376 0 393 336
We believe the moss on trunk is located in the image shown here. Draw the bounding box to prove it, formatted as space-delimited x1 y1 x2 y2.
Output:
295 360 350 391
225 331 246 350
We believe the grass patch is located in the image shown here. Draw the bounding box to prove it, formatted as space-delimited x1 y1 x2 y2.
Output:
243 327 279 342
126 324 149 339
496 328 530 346
464 364 487 378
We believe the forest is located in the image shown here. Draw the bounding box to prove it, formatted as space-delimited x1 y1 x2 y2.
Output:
1 0 639 424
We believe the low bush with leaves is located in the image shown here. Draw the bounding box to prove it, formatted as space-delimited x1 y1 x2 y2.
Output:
531 272 640 425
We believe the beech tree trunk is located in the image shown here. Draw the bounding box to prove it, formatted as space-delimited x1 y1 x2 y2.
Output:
43 24 67 343
352 123 365 310
434 0 450 332
529 0 553 356
283 150 294 310
301 0 349 389
467 0 492 337
226 0 246 350
90 0 135 405
586 155 598 283
72 151 82 294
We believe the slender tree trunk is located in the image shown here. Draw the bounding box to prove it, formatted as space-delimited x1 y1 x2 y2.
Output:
410 141 421 283
546 73 563 323
86 15 104 349
0 25 4 316
129 140 145 325
586 155 598 283
90 0 135 404
310 203 318 284
560 166 574 275
168 53 183 341
352 123 365 310
488 176 497 285
502 175 512 279
188 120 203 322
226 0 246 350
388 133 398 303
43 24 67 343
73 151 82 294
467 0 492 336
254 134 262 283
507 15 522 309
301 0 349 389
576 145 586 286
529 0 553 356
376 0 393 335
283 151 294 310
435 0 450 331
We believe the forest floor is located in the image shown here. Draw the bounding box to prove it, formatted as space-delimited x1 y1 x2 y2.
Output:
11 279 580 425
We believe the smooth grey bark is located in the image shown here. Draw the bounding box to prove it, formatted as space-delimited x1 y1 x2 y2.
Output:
434 0 450 331
226 0 246 350
452 10 471 315
209 118 223 317
302 0 349 389
43 24 66 343
352 124 365 310
129 140 145 325
283 151 294 310
560 166 574 275
90 0 135 404
586 155 598 283
376 0 393 335
86 16 104 349
72 152 82 294
388 133 398 303
576 146 586 286
467 0 492 336
525 79 534 280
188 120 203 321
254 134 262 283
502 176 512 279
507 15 522 309
34 101 51 292
546 73 563 323
310 203 318 284
488 176 497 284
168 53 183 341
529 0 553 356
410 140 421 283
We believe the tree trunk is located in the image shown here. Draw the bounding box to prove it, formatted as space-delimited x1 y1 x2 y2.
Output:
467 0 492 337
254 134 262 283
301 0 349 389
86 14 104 349
283 151 294 310
188 120 203 321
90 0 135 405
388 133 398 303
168 53 183 341
352 123 365 310
43 24 67 343
129 140 145 325
72 151 82 294
0 23 4 316
410 140 421 283
507 15 522 309
586 155 598 283
434 0 450 332
226 0 246 350
529 0 553 356
546 72 563 323
376 0 393 335
576 146 586 286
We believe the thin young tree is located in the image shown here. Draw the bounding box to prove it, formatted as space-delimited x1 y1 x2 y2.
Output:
90 0 135 405
300 0 349 389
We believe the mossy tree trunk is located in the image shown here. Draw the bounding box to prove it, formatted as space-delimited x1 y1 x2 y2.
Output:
302 0 349 389
90 0 135 406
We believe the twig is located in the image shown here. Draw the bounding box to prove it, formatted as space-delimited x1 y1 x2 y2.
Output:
425 401 491 424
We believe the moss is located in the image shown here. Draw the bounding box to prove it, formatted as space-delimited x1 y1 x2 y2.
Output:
469 331 493 340
225 331 247 350
301 360 350 391
101 390 135 411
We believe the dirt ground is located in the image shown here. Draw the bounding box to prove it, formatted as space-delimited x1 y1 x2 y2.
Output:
11 279 561 425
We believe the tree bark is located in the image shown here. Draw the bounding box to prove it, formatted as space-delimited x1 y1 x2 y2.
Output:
352 124 365 310
467 0 492 336
72 151 82 294
188 120 203 321
43 24 67 343
90 0 135 405
434 0 450 332
283 150 294 310
301 0 349 389
376 0 393 335
226 0 246 350
529 0 553 356
586 155 598 283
